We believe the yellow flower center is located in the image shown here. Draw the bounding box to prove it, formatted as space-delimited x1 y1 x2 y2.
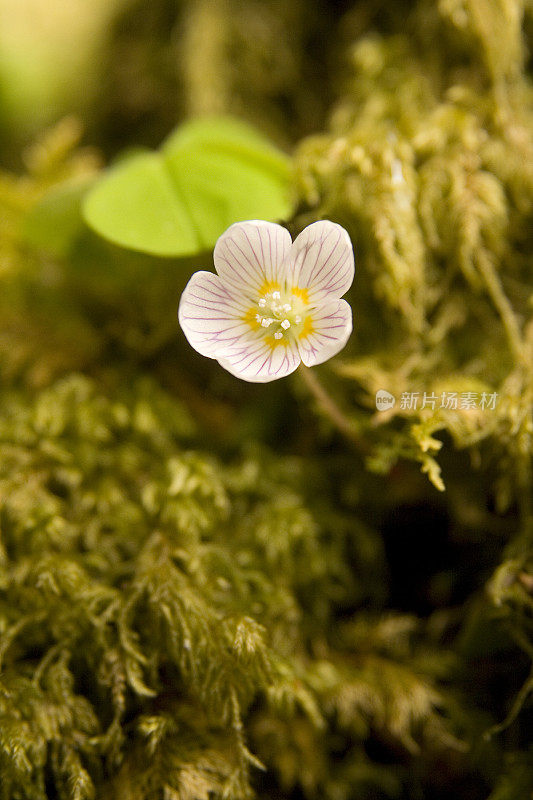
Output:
249 285 310 342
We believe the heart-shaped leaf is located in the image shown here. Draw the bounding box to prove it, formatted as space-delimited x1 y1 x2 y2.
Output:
82 117 293 257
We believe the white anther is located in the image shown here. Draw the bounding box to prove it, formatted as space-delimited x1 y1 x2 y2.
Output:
258 298 267 307
281 319 290 330
274 331 283 339
295 315 302 324
261 317 273 328
272 291 281 300
282 303 292 312
255 314 261 323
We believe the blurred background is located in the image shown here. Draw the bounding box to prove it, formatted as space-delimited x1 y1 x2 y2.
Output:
0 0 348 164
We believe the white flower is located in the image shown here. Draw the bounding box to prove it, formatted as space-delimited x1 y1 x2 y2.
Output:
178 220 355 382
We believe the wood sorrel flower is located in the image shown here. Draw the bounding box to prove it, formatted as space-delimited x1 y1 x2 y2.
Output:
178 220 354 382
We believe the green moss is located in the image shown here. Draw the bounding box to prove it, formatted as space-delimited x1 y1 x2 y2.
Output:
294 0 532 496
0 374 478 800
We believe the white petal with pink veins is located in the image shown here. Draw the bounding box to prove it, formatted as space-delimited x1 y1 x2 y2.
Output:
218 337 301 383
178 271 252 359
214 220 292 300
298 299 352 367
286 221 354 306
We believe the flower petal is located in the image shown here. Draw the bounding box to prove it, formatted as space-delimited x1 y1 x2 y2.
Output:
218 336 301 383
286 221 354 305
178 271 252 359
213 221 292 300
297 299 352 367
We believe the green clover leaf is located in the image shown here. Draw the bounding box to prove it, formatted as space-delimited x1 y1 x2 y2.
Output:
82 116 294 257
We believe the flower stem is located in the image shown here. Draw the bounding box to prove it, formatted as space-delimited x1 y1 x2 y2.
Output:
476 250 526 365
299 366 369 453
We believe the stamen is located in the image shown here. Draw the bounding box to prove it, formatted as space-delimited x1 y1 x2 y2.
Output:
256 287 307 339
